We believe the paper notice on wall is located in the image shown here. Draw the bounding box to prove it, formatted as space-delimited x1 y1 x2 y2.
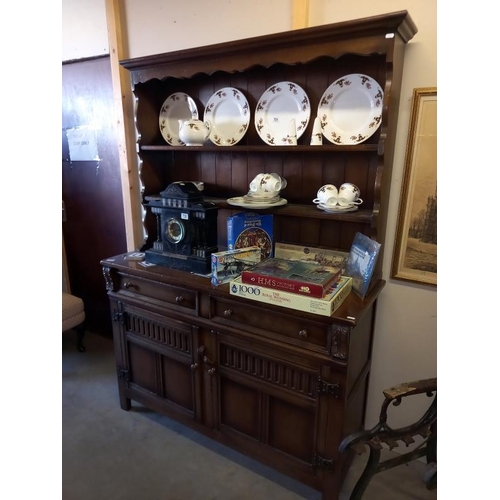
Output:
66 127 101 161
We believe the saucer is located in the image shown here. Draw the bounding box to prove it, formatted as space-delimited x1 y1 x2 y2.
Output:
248 190 281 198
227 197 288 209
315 201 355 209
245 192 281 203
243 197 281 204
317 203 358 213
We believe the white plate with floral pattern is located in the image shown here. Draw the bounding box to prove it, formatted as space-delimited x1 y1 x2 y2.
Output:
204 88 250 146
318 74 384 145
227 197 288 209
254 81 310 146
159 92 199 145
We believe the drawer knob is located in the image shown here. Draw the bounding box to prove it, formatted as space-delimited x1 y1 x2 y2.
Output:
190 363 198 371
123 281 137 289
298 329 308 338
223 309 233 317
175 295 185 303
208 367 216 376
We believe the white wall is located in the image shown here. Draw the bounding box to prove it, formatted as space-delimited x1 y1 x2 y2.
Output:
62 0 437 433
62 0 109 60
123 0 292 57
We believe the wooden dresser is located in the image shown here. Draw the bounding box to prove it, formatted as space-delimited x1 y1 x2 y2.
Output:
102 11 417 499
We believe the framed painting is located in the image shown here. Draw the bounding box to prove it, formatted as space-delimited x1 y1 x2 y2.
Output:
391 87 437 286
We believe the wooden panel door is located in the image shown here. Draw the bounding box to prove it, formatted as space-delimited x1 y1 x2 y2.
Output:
114 300 203 422
62 55 127 335
210 332 327 487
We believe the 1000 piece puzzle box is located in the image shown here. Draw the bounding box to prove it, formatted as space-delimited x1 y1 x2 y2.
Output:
227 212 274 259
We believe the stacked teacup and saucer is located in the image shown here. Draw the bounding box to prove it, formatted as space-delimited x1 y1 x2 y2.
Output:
313 183 362 213
227 173 288 208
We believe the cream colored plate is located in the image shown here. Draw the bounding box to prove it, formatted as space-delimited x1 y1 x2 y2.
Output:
204 87 250 146
159 92 198 145
255 81 310 145
227 197 288 209
318 74 383 145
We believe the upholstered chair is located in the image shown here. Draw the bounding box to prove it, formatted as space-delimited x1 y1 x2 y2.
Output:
62 292 86 352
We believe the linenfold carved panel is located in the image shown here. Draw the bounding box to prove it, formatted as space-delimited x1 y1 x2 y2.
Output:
220 343 316 398
125 311 192 355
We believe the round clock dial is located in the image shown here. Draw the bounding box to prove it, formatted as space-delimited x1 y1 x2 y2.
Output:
165 218 185 244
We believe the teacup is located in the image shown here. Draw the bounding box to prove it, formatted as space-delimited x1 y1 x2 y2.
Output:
250 173 286 195
338 183 363 206
249 173 266 193
270 173 287 191
313 184 338 206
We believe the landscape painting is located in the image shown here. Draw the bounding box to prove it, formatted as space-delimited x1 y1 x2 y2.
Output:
391 87 437 286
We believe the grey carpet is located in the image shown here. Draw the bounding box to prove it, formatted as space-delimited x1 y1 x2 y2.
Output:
62 331 437 500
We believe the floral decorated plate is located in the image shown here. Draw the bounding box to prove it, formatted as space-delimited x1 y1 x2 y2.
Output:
318 74 384 145
254 81 310 146
159 92 199 145
227 197 288 209
204 87 250 146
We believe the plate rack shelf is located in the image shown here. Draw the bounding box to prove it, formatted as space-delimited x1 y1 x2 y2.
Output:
141 144 380 152
122 12 417 285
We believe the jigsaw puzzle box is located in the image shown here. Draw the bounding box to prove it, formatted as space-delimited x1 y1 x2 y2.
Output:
211 246 262 286
227 212 274 259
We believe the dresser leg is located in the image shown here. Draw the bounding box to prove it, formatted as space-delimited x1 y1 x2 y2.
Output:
119 394 131 411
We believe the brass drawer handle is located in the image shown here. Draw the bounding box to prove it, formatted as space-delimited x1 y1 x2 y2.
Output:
123 281 137 289
208 367 216 376
223 309 233 317
175 295 185 303
298 329 308 338
190 363 198 371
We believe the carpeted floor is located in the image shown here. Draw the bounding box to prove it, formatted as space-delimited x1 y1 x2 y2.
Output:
62 330 437 500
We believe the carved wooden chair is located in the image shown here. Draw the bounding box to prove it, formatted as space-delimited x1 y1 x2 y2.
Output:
339 378 437 499
62 292 86 352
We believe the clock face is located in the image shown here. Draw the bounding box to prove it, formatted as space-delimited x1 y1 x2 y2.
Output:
165 217 185 244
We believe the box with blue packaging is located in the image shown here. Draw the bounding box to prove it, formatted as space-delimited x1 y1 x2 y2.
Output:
211 247 262 286
227 212 274 259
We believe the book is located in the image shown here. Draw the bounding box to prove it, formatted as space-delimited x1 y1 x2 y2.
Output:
344 232 381 299
274 242 349 272
229 276 352 317
227 212 274 259
240 258 342 298
211 247 262 286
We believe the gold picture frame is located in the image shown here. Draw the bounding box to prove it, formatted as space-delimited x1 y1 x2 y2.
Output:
391 87 437 286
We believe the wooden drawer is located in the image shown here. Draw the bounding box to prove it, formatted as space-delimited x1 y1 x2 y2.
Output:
210 296 330 351
116 272 198 314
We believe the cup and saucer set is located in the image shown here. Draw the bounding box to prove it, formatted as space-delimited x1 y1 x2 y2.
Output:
313 183 363 213
227 173 288 209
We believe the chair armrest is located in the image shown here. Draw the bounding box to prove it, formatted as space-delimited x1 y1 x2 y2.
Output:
383 378 437 401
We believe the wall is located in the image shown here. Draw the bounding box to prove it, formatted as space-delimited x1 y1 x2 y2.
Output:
62 0 109 60
62 0 437 433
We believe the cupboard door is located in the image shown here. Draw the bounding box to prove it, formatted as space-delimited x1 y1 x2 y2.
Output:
207 330 332 479
114 300 202 421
